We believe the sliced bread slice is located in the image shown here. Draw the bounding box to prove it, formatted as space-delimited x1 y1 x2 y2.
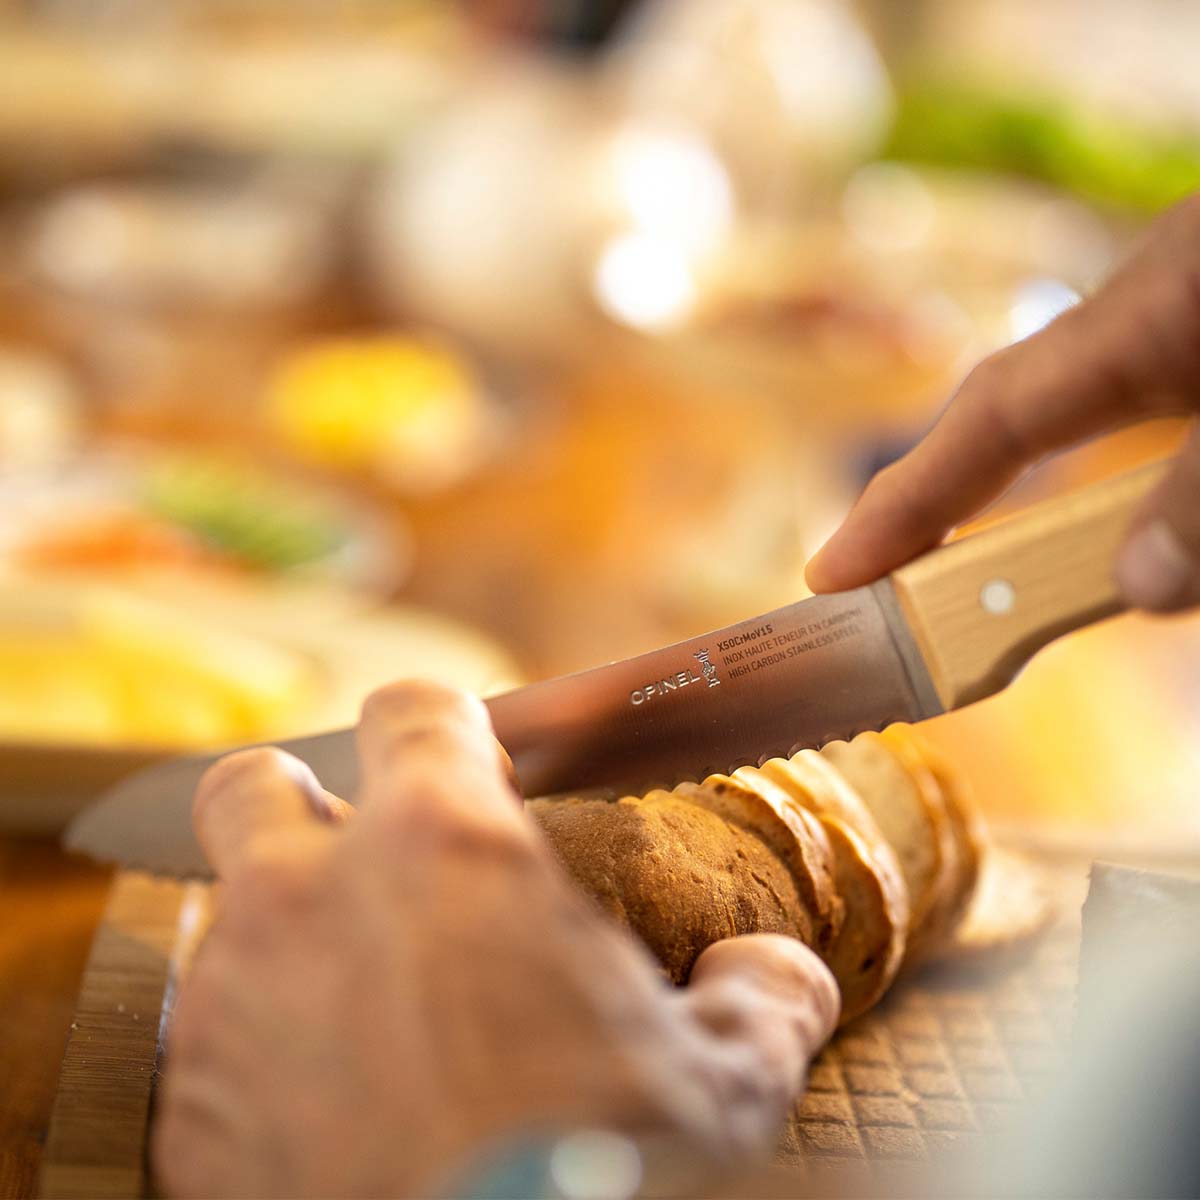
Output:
877 726 963 964
820 731 948 949
678 774 842 958
943 845 1055 965
884 725 984 959
740 754 908 1023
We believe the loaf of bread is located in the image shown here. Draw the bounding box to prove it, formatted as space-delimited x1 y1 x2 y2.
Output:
526 790 822 982
530 725 1041 1026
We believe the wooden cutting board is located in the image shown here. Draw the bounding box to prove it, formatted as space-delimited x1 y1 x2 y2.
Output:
39 864 1087 1200
39 875 207 1200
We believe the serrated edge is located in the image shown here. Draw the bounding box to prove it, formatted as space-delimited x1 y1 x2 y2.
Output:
537 717 901 803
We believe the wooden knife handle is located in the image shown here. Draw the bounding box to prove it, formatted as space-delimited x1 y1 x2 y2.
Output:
888 459 1169 710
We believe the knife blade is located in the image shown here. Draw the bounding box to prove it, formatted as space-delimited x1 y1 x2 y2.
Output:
64 459 1169 878
64 579 938 877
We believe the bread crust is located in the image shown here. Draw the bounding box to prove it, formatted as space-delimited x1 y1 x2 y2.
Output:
528 792 816 983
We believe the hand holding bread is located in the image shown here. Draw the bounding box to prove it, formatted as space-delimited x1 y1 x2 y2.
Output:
158 682 842 1197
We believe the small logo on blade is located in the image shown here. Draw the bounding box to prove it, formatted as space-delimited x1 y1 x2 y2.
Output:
694 648 720 688
629 650 720 707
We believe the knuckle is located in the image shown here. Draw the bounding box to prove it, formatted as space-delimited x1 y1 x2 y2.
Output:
872 459 920 511
447 815 539 865
883 459 946 534
960 350 1027 432
384 793 538 865
865 460 901 496
703 976 770 1030
368 735 509 817
858 460 916 525
696 1055 782 1152
968 386 1035 463
371 724 471 770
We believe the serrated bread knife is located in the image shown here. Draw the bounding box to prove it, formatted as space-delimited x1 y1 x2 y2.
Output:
65 460 1167 877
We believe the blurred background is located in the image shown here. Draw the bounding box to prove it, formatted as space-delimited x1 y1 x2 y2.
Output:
1 0 1199 849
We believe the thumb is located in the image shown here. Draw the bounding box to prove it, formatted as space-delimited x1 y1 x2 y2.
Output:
1116 426 1200 613
684 935 839 1131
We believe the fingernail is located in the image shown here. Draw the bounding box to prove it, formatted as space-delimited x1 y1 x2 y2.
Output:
1115 519 1194 610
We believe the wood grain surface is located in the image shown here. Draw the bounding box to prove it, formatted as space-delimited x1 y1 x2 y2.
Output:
0 842 110 1200
38 874 207 1200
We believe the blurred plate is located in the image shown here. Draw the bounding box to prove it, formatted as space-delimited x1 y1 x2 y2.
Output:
0 573 521 836
0 446 408 594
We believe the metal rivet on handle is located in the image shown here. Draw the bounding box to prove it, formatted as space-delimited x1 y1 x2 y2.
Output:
980 578 1016 615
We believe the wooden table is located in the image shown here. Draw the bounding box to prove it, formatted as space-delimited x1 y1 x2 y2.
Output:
0 840 111 1200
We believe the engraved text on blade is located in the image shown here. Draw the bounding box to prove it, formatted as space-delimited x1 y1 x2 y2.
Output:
629 647 721 707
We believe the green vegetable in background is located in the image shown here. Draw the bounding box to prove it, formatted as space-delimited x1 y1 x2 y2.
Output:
141 457 346 572
885 76 1200 215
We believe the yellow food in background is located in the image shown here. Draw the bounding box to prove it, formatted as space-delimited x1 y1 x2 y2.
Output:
0 583 315 748
266 335 484 491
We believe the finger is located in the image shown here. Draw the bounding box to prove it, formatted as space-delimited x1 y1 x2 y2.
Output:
685 935 839 1106
1116 422 1200 611
355 681 522 828
193 747 349 878
807 196 1200 595
806 296 1158 592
